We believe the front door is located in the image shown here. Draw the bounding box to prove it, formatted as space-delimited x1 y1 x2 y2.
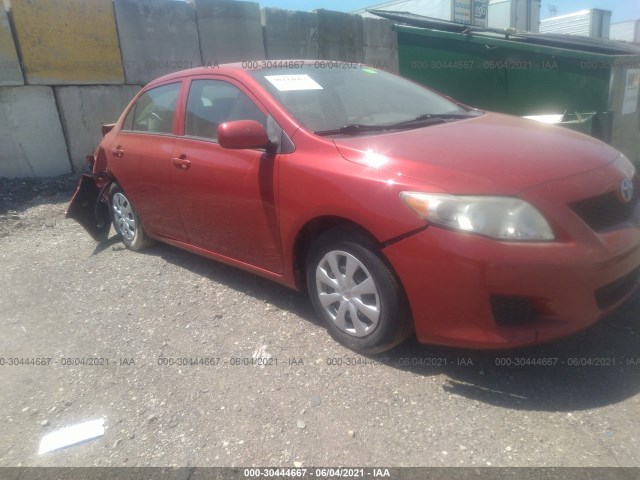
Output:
172 78 283 273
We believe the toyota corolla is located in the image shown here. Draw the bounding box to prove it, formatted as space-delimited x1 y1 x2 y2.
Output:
67 61 640 354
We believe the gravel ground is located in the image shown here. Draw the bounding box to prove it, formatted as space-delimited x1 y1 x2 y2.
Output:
0 175 639 468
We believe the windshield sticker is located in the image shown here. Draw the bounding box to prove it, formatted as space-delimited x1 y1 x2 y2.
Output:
264 74 323 92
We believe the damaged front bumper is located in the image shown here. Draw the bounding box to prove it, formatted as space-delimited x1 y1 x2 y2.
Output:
65 172 112 242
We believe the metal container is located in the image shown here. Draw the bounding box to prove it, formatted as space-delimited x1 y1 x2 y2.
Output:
374 11 640 163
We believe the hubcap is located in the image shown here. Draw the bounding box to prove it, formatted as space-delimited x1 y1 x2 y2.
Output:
315 250 381 337
112 192 136 242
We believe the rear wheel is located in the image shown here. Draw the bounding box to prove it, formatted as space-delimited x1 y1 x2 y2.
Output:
109 184 154 251
307 229 412 354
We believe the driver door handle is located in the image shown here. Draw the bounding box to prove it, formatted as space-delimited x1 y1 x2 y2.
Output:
172 155 191 170
111 146 124 158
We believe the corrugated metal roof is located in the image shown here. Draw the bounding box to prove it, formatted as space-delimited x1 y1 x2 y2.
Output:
540 9 611 38
540 11 591 36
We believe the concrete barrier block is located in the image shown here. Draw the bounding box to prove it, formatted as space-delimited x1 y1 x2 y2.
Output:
316 10 363 63
114 0 202 85
196 0 265 65
55 85 142 171
261 8 318 60
363 18 399 73
0 87 70 178
9 0 124 85
0 8 23 85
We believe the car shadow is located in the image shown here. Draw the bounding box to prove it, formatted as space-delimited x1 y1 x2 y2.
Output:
137 239 318 325
91 234 121 255
381 294 640 411
109 236 640 412
0 174 79 215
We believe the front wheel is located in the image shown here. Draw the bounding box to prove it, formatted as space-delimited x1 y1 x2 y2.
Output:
109 184 154 251
307 230 412 354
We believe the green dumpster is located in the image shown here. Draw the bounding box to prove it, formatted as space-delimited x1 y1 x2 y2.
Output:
370 11 640 164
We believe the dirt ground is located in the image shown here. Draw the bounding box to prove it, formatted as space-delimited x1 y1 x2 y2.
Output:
0 175 639 468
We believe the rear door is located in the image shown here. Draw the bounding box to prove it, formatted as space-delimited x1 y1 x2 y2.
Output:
109 81 188 241
171 77 283 273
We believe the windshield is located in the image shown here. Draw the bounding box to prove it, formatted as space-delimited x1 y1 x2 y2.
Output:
250 65 475 135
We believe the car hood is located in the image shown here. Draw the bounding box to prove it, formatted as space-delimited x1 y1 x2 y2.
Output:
333 112 619 195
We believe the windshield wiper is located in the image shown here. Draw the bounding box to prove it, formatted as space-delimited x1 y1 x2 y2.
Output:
314 112 481 136
314 124 394 136
388 112 480 127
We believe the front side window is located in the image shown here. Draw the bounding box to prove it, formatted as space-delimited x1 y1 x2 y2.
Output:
124 82 181 134
184 79 266 141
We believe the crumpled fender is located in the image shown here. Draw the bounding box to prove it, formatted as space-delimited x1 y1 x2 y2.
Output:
65 172 113 242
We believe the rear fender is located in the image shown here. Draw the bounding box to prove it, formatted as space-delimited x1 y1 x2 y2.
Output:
65 172 113 242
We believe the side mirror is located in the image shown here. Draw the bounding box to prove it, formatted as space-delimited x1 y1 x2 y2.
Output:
217 120 270 150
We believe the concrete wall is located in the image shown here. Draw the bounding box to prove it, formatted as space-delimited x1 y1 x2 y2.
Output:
262 8 319 60
0 0 400 178
0 8 22 85
10 0 124 85
114 0 202 85
0 87 70 177
55 85 142 171
317 10 364 62
196 0 265 65
363 17 399 73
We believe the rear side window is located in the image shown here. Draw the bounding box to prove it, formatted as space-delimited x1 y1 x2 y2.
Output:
184 80 266 141
124 82 181 134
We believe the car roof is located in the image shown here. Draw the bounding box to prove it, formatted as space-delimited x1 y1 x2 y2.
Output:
144 60 322 88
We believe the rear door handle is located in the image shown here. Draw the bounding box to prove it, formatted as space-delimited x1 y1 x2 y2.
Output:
172 156 191 170
111 146 124 158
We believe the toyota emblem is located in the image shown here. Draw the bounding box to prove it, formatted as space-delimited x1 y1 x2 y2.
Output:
620 177 635 203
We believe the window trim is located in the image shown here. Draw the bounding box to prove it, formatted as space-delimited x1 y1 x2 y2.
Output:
119 81 183 136
181 76 270 145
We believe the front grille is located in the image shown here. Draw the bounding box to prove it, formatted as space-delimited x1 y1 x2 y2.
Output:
594 267 640 310
570 187 638 232
490 295 539 326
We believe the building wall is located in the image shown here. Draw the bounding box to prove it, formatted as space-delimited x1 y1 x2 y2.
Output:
540 8 612 39
610 20 640 43
488 0 540 32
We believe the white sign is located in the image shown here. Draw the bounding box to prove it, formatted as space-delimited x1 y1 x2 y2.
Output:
39 418 105 454
622 69 640 116
453 0 472 25
264 74 323 92
473 0 488 27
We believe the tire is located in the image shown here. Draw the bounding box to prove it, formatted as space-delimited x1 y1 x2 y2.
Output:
109 184 154 251
306 229 413 354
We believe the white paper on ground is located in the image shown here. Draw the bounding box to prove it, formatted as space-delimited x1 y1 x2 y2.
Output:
264 74 323 92
38 418 105 454
252 344 272 368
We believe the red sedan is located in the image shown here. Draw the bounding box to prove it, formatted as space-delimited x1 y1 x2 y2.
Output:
67 61 640 353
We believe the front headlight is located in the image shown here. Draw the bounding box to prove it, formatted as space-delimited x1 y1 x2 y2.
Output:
400 192 555 241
